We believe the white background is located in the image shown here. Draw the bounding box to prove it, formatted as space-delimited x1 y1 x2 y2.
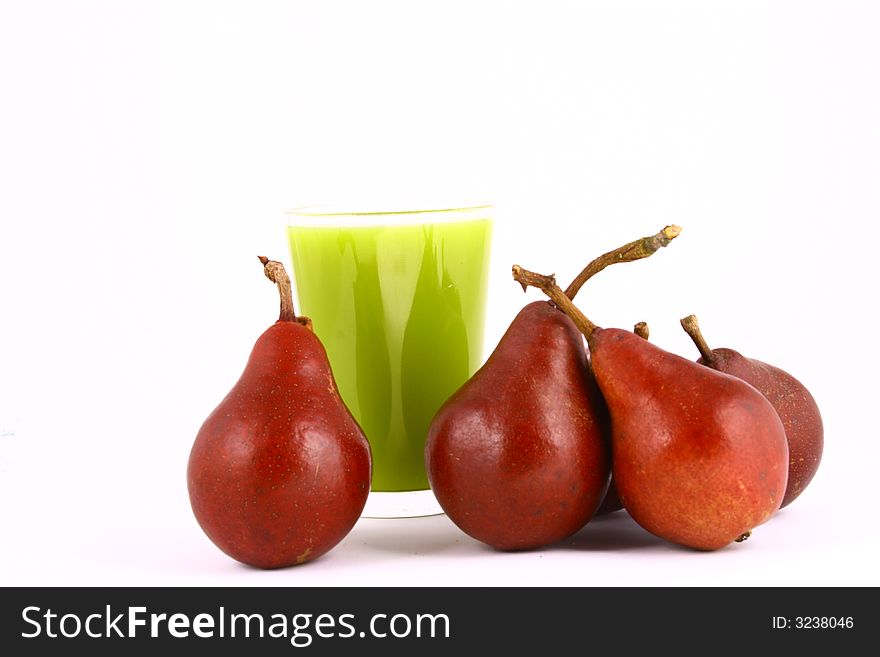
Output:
1 0 878 586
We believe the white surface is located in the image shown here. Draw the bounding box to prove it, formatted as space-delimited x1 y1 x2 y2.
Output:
1 0 878 586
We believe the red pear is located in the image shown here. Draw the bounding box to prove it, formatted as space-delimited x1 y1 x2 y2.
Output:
681 314 823 508
426 301 609 549
187 257 371 568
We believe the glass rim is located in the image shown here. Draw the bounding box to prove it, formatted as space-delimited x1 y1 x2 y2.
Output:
285 203 493 227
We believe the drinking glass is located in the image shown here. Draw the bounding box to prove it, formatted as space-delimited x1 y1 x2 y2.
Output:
286 204 493 517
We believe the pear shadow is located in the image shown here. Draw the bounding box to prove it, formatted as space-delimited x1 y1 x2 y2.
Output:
549 512 671 552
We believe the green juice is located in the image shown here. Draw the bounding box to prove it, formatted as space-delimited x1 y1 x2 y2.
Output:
287 216 492 491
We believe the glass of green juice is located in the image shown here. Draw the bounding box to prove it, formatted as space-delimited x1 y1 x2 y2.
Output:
285 204 493 517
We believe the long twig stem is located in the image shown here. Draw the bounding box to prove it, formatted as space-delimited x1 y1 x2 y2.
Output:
564 225 682 300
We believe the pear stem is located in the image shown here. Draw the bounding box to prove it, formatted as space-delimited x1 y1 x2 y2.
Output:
680 314 716 365
512 266 599 339
563 225 682 300
258 256 296 322
634 321 649 340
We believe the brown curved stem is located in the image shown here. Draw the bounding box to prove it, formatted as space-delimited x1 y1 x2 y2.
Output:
564 225 682 300
512 265 599 339
634 322 649 340
680 314 715 365
258 255 296 322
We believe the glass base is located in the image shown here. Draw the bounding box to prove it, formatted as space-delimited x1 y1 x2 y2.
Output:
361 489 444 519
